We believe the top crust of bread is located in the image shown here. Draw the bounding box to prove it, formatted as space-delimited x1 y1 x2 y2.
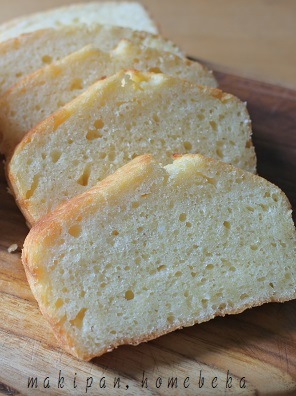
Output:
22 154 296 360
0 1 158 42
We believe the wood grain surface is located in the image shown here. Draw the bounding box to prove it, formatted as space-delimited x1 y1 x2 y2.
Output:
0 68 295 396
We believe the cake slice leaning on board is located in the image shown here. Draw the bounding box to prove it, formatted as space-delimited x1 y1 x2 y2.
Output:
0 40 217 158
0 1 158 43
22 154 296 361
7 70 256 226
0 23 182 95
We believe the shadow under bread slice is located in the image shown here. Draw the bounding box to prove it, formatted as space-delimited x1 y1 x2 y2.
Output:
0 23 182 96
8 70 256 226
0 39 217 157
22 154 296 361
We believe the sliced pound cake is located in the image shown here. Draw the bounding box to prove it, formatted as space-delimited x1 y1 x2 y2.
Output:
8 70 256 226
0 2 158 42
0 40 216 157
0 24 182 95
22 154 296 361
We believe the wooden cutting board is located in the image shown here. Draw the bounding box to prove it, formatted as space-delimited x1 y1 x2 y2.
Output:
0 69 295 396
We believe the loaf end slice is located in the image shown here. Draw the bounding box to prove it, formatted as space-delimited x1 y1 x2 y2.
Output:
22 154 296 361
8 70 255 226
0 1 159 42
0 40 216 157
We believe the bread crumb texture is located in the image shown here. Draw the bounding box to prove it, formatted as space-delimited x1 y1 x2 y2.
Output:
0 23 182 96
0 40 216 157
9 70 255 225
23 154 296 361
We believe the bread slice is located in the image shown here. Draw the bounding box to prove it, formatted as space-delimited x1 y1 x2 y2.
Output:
0 40 217 157
22 153 296 361
0 24 182 95
0 1 158 42
8 70 256 226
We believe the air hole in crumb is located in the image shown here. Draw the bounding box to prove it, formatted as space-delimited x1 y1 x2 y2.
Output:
183 141 192 151
25 175 39 199
55 298 64 308
206 264 214 270
157 265 166 271
42 55 52 64
108 152 116 161
94 119 104 129
246 206 254 212
269 282 274 288
86 129 102 140
216 148 223 158
110 330 116 334
125 290 134 300
112 230 119 236
148 67 162 73
257 277 265 282
209 121 217 131
223 221 230 229
250 244 258 251
68 224 81 237
50 150 61 163
167 315 174 324
245 140 252 148
272 193 278 202
132 201 139 209
201 299 208 307
69 308 87 329
179 213 186 222
175 271 182 277
70 78 83 91
218 303 226 311
77 164 91 186
152 113 160 122
186 222 192 228
240 293 249 300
